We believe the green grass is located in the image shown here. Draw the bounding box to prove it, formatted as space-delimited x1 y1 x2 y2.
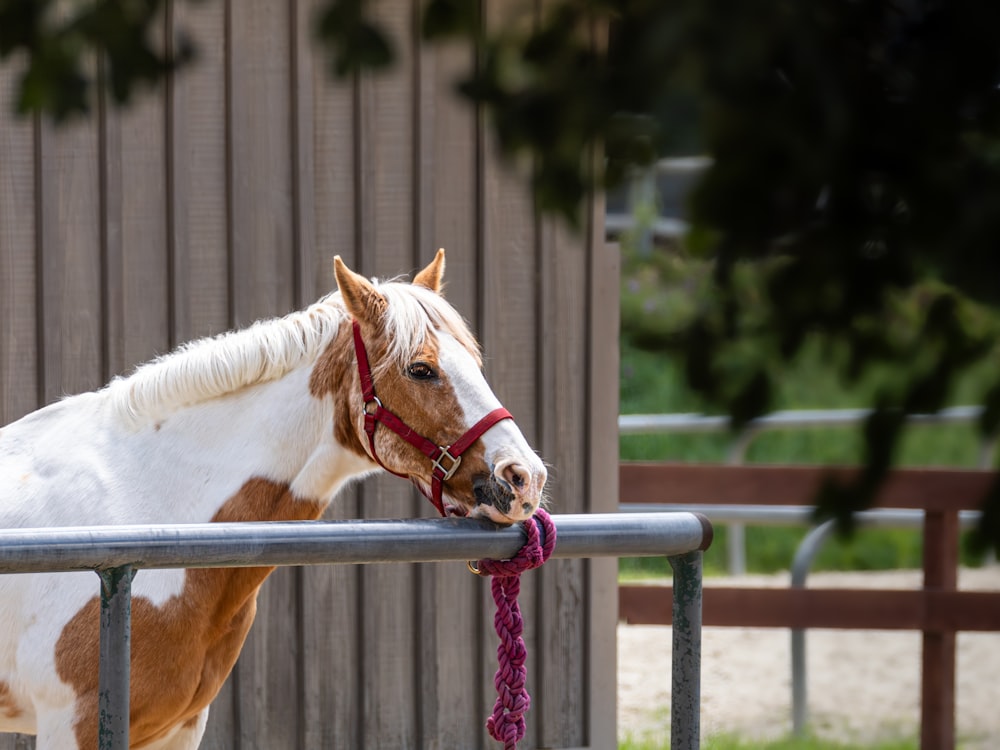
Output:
619 340 995 577
619 734 917 750
618 525 938 580
620 345 991 468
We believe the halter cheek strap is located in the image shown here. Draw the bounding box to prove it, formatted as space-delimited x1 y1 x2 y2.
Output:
351 320 513 516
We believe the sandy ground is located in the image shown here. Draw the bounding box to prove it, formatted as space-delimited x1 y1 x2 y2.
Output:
618 567 1000 747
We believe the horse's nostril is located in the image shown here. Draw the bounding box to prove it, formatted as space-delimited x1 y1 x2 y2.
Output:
502 464 526 490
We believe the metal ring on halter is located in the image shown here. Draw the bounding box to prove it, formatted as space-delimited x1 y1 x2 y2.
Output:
432 447 462 481
466 560 482 576
362 396 382 415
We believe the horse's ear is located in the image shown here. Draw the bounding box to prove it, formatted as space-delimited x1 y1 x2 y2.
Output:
334 256 387 322
413 248 445 295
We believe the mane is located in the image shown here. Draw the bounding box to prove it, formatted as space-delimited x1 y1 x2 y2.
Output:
376 281 483 371
105 278 481 428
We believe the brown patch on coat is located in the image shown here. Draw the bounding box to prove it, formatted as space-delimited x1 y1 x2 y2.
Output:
309 320 489 511
309 322 368 460
360 336 486 504
55 479 324 749
0 681 24 719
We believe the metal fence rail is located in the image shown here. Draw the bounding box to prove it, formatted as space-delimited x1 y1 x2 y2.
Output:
619 406 997 574
618 462 997 749
621 503 982 735
0 512 712 750
605 156 711 246
618 405 988 436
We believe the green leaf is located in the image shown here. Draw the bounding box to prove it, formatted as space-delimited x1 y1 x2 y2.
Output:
421 0 479 40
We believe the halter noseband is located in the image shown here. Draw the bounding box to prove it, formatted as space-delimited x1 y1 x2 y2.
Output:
351 320 513 516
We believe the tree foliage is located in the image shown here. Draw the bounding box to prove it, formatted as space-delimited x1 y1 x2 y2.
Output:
3 0 1000 550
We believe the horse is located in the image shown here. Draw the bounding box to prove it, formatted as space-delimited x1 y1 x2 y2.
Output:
0 250 547 749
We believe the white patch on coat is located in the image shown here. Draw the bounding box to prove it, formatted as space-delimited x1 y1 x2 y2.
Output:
435 333 547 520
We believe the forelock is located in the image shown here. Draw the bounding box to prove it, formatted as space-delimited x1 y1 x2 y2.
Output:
361 281 482 374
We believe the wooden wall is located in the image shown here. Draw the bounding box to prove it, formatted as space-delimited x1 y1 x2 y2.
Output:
0 1 618 748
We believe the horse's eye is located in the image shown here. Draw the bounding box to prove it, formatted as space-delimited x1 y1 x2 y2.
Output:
407 362 438 381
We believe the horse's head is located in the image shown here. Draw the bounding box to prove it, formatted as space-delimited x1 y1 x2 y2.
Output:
315 250 547 524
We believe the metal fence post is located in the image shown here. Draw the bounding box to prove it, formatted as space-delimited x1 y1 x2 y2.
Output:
668 550 703 750
725 429 756 576
789 521 834 736
98 566 134 750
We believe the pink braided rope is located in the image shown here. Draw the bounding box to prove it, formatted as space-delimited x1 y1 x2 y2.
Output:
473 509 557 750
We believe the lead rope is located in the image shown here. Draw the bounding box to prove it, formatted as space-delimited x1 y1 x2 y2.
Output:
471 509 557 749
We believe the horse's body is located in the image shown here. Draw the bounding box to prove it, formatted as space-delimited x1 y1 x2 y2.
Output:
0 252 546 749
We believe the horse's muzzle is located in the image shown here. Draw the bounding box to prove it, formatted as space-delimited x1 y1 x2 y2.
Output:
473 473 517 517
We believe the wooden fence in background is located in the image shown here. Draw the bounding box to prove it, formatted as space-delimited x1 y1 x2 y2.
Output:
0 2 619 747
619 462 1000 750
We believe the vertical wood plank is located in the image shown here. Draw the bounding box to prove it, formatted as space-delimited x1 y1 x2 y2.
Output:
414 35 478 294
300 545 363 749
307 0 358 280
533 15 613 744
355 0 420 746
299 0 363 746
170 3 240 741
172 7 242 744
479 0 540 441
98 12 172 382
586 236 620 748
0 737 33 749
227 3 299 749
580 14 618 729
108 87 170 374
536 215 588 747
0 65 39 425
100 74 125 383
228 0 294 326
37 108 103 402
169 0 230 345
412 5 442 746
416 27 486 750
0 59 40 750
479 0 544 743
290 0 316 308
921 510 959 750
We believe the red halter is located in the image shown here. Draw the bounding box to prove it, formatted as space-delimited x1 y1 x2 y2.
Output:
351 320 513 516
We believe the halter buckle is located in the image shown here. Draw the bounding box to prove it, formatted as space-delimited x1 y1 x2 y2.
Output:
432 447 462 481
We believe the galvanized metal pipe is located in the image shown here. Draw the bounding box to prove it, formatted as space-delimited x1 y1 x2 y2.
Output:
788 522 835 736
0 513 712 747
669 551 703 750
620 505 982 529
618 405 986 435
0 513 709 574
724 433 755 577
97 566 133 750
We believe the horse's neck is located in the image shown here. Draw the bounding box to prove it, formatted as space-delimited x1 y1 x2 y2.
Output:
0 362 374 528
132 365 374 523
